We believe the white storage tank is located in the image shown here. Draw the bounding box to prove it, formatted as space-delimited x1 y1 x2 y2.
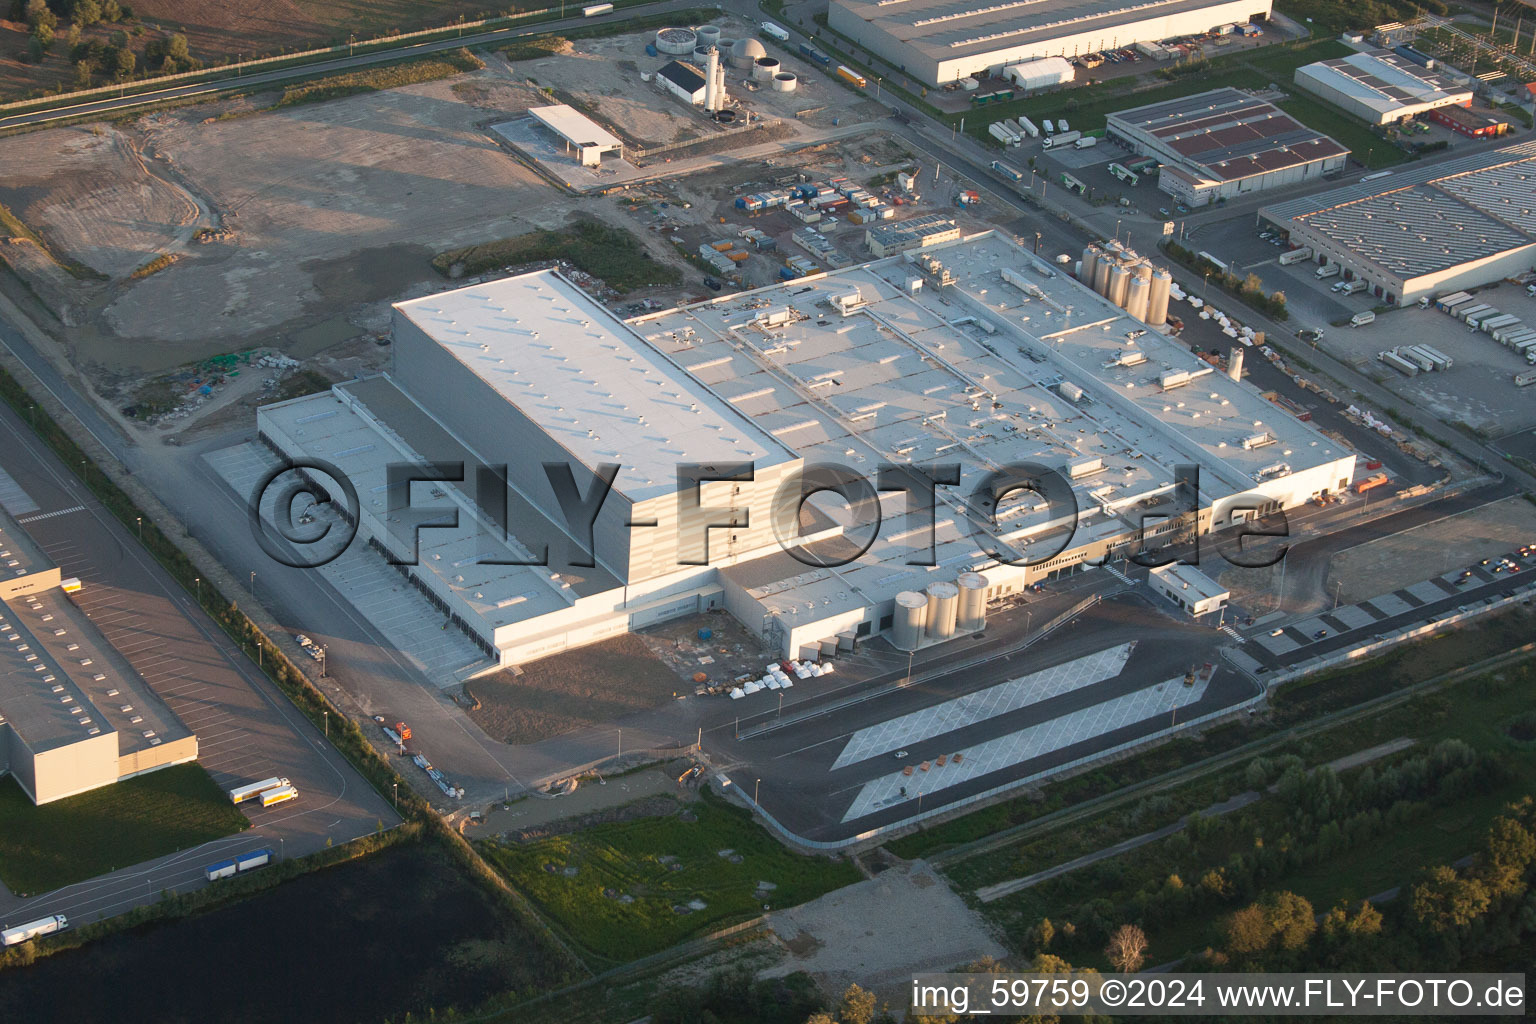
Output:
753 56 780 80
695 24 722 47
1125 275 1150 321
1080 244 1100 285
1093 254 1113 296
656 27 697 55
892 591 928 651
926 581 960 641
1148 268 1172 326
1108 263 1131 308
772 71 798 92
956 572 988 633
731 37 767 69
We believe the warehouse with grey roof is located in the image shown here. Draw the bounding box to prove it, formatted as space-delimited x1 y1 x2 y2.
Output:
1260 139 1536 305
1107 87 1348 207
828 0 1274 86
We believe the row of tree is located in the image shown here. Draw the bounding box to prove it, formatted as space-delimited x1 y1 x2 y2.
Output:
1161 240 1289 321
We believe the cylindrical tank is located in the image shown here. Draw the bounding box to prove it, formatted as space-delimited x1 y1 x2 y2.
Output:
695 24 722 47
730 37 765 68
704 46 723 112
1147 268 1172 326
891 591 928 651
956 572 988 633
926 581 959 641
1125 275 1150 321
771 71 798 92
1108 263 1131 308
656 27 697 55
1093 254 1113 296
1079 244 1100 285
753 56 780 80
1228 346 1245 381
1133 260 1153 284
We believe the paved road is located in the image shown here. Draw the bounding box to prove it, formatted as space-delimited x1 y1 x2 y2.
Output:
0 2 700 133
0 399 397 930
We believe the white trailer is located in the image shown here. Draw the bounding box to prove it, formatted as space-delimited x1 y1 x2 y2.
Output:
1416 345 1453 370
1315 263 1341 279
1074 136 1098 149
1480 314 1520 334
229 776 290 805
1018 115 1040 138
988 123 1013 145
1435 290 1473 312
259 784 299 808
761 21 789 41
1493 324 1531 345
1278 246 1313 265
1380 350 1419 376
1516 370 1536 386
1460 304 1496 325
1399 347 1433 370
1350 310 1376 327
3 915 67 947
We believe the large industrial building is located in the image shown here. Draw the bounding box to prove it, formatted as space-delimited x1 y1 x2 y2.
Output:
1260 139 1536 306
0 510 197 805
1106 88 1349 207
827 0 1274 87
527 105 623 169
1293 49 1472 126
260 230 1358 668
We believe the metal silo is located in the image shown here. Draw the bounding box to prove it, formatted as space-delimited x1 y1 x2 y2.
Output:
1093 254 1113 296
1108 262 1131 308
956 572 988 632
1148 268 1172 326
892 591 928 651
926 581 959 641
1133 259 1153 284
1125 275 1150 321
1079 244 1100 284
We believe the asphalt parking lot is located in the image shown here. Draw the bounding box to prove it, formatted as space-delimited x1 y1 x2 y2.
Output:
0 403 397 926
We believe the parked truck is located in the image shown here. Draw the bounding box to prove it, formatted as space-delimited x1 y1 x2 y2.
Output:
581 2 613 14
1354 473 1389 494
205 848 275 882
1315 263 1341 279
228 776 290 805
1350 310 1376 327
1074 135 1098 149
1277 246 1313 266
1043 130 1080 149
2 915 67 947
1336 279 1368 295
259 785 299 808
1516 370 1536 387
799 43 831 65
761 21 789 41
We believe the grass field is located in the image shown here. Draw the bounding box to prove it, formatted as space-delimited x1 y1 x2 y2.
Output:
0 763 249 895
275 47 484 107
432 219 682 294
1277 95 1408 168
478 790 862 962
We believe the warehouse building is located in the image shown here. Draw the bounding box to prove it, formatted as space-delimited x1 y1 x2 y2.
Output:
865 213 960 256
1293 49 1472 126
1106 88 1348 207
527 105 623 168
828 0 1274 87
1149 563 1229 617
260 231 1356 667
0 511 197 805
1260 139 1536 306
1427 104 1510 139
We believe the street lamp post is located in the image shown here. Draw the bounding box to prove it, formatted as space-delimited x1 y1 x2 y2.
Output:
617 727 622 761
392 783 398 808
1333 580 1343 611
318 646 327 677
257 641 263 668
249 570 256 597
754 777 761 806
136 516 142 540
323 710 329 738
194 577 201 601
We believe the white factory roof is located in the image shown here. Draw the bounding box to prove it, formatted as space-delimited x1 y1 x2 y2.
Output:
1150 561 1228 600
527 104 623 150
832 0 1251 61
639 232 1348 615
1261 139 1536 279
1294 49 1470 118
394 269 798 503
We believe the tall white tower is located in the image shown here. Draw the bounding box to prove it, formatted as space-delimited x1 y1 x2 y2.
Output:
703 46 726 112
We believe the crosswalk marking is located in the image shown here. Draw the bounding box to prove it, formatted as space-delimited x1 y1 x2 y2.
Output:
16 505 86 525
1220 624 1245 644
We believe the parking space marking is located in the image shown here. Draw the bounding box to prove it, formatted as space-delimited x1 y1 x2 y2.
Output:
842 675 1210 822
831 644 1134 769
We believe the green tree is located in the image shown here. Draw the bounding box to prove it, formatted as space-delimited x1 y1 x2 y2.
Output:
24 0 55 32
113 45 134 77
32 18 54 50
837 984 876 1024
101 0 122 21
1264 891 1316 951
165 31 188 62
1478 815 1536 898
1411 865 1491 933
75 0 100 25
65 20 81 48
109 27 127 49
1224 904 1270 955
72 57 94 86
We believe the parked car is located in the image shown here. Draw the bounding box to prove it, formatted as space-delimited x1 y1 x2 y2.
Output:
294 634 313 648
1313 629 1328 640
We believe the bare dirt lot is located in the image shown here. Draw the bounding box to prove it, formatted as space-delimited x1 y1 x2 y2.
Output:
465 632 689 744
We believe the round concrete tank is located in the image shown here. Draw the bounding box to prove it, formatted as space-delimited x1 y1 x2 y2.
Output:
717 39 737 55
892 591 928 651
771 71 798 92
1125 275 1150 322
1148 268 1172 326
753 56 780 80
1093 254 1113 296
1079 244 1100 285
695 24 721 47
730 37 766 68
656 27 697 55
1108 263 1131 308
926 581 960 641
694 45 714 59
956 572 988 633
